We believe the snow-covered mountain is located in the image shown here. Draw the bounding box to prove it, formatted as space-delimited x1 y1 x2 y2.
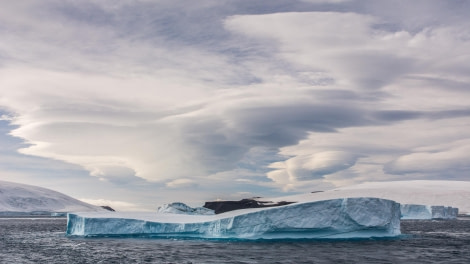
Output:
0 180 105 214
266 180 470 214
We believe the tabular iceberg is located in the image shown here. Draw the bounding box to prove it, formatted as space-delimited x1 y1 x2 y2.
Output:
67 197 401 239
400 204 458 220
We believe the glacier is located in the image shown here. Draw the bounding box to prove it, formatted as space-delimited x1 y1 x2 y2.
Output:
400 204 458 220
67 197 401 239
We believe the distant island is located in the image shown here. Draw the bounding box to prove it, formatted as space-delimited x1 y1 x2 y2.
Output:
0 180 106 216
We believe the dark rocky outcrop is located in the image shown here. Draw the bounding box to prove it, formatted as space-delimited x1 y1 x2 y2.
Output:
203 199 295 214
100 205 115 212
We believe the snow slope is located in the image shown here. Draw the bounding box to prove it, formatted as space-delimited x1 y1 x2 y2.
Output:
67 197 401 239
0 180 105 214
265 181 470 214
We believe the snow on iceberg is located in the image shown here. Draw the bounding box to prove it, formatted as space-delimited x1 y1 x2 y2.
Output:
400 204 458 220
67 197 401 239
156 202 215 215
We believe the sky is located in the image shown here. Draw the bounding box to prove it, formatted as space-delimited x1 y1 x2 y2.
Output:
0 0 469 211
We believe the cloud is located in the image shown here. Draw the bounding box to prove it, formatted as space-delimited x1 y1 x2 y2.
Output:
0 0 469 206
222 8 470 185
1 65 375 184
225 11 470 91
385 139 470 176
79 198 151 212
300 0 351 3
166 178 197 188
269 151 360 180
272 115 470 187
0 115 13 121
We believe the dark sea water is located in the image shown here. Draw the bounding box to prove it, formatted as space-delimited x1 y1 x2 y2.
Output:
1 217 469 264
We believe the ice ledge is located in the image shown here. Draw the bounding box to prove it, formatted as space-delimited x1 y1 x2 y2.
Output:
67 197 401 239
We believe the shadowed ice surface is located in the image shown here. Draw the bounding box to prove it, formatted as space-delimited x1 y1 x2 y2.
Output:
1 217 469 263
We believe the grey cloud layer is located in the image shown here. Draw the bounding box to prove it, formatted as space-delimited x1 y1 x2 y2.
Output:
0 0 469 194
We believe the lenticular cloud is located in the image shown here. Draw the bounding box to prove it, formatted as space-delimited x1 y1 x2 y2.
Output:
1 0 470 190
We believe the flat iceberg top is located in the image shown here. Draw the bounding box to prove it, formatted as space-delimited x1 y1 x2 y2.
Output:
67 197 401 239
67 202 308 224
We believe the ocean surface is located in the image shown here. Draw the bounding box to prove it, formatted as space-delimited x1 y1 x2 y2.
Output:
1 217 469 263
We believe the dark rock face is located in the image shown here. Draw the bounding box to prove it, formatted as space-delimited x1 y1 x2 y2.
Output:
203 199 295 214
100 206 115 212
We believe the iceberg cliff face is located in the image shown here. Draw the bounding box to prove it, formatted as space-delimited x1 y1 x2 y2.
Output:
430 206 458 219
400 204 432 219
400 204 458 219
67 197 401 239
